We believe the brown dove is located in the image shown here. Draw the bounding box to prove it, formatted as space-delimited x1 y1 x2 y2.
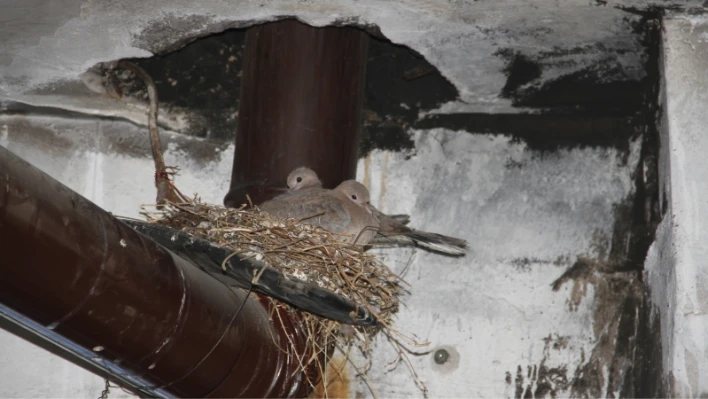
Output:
285 166 410 225
283 167 468 256
259 179 379 245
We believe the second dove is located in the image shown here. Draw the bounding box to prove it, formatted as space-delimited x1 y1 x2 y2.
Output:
259 167 468 255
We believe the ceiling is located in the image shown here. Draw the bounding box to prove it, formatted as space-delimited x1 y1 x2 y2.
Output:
1 0 704 120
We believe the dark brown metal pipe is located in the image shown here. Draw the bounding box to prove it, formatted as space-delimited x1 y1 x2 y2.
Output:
0 145 312 398
224 19 369 207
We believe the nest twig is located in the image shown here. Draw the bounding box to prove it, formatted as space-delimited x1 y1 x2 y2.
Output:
117 61 188 206
141 199 416 394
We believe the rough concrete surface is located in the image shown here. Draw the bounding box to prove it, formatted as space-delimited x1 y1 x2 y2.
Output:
644 14 708 398
0 0 703 113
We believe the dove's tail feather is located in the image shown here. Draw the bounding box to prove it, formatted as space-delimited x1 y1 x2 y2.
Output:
407 230 467 256
371 229 468 256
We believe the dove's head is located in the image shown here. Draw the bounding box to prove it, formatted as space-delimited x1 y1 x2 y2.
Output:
335 180 371 208
287 166 322 191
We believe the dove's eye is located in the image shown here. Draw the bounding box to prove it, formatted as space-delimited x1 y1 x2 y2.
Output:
296 177 302 183
351 194 358 200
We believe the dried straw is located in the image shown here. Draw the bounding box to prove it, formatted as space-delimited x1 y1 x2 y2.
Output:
142 196 409 395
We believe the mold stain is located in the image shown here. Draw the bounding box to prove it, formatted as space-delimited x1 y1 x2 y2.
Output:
519 12 664 397
508 334 571 399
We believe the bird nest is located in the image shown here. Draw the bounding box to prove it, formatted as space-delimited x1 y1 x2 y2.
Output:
142 197 410 396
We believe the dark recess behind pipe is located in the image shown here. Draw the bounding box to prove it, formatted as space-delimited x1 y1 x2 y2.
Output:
0 144 313 398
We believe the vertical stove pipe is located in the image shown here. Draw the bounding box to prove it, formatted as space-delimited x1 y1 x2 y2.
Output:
0 145 311 398
224 19 369 206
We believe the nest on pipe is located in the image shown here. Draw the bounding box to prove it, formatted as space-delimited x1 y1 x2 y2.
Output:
113 59 424 397
142 197 407 394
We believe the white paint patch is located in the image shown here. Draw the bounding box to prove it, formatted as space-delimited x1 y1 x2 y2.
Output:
0 329 134 398
82 150 105 207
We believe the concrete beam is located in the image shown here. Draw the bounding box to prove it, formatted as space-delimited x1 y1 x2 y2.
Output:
645 13 708 397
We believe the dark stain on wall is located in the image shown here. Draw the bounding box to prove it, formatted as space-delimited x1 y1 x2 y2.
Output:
509 335 571 398
619 8 667 398
543 10 665 397
497 49 543 99
416 113 636 153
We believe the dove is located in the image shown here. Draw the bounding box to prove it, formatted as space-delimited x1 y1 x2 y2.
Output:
259 179 380 245
282 167 467 256
285 166 410 226
286 166 324 191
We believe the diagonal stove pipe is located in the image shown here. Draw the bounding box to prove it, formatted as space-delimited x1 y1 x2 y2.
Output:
0 144 314 398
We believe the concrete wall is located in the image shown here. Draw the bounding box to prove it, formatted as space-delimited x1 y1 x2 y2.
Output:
644 14 708 398
356 129 641 398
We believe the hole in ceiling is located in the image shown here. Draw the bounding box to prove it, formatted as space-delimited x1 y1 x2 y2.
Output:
85 14 660 156
88 21 459 157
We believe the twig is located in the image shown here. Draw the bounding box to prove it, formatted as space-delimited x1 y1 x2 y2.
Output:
221 250 245 271
389 339 429 397
335 344 380 399
117 61 183 206
296 210 326 223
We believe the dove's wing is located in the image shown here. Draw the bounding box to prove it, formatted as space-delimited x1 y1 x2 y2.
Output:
259 189 352 234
